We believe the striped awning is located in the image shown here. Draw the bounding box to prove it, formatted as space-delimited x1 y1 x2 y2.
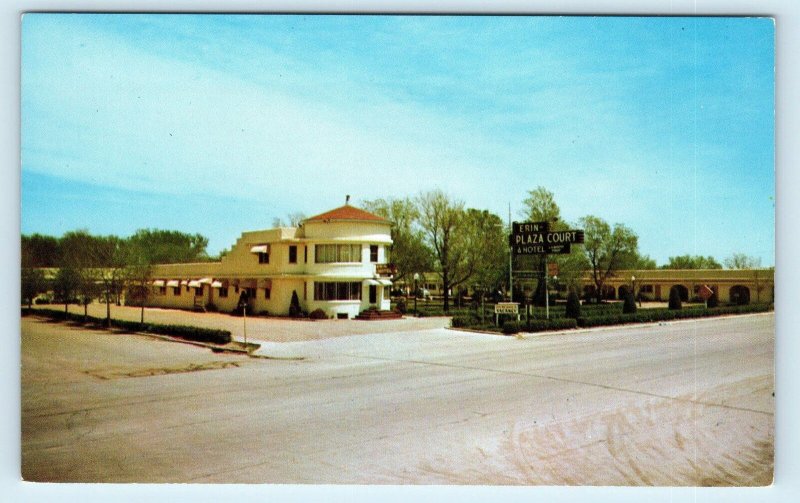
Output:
363 279 380 286
180 279 189 286
166 280 180 287
152 280 165 287
250 244 269 254
211 280 223 288
198 277 213 284
188 280 202 288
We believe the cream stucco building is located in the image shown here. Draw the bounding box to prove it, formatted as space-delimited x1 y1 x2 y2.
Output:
145 204 394 319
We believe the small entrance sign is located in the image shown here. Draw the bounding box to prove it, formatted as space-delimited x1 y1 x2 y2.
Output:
494 302 520 324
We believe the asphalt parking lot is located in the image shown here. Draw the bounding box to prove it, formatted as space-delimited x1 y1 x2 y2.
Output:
21 309 773 485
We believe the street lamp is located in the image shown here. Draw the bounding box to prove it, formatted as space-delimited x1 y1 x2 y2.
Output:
413 273 420 316
631 275 639 307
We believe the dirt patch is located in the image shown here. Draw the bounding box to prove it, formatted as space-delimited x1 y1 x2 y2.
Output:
83 361 242 380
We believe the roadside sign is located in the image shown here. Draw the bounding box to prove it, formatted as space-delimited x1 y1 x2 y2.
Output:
698 285 714 301
494 302 519 315
510 223 584 255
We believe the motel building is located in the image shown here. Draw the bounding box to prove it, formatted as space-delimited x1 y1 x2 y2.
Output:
145 204 395 320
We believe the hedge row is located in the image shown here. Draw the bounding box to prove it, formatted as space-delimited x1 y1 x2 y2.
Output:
452 316 578 334
576 303 772 328
26 308 232 345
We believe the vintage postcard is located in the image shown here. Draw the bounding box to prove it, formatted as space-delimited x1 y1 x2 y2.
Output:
20 14 774 486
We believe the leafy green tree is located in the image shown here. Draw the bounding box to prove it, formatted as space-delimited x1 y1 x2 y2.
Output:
724 253 762 269
21 268 47 308
565 290 581 319
52 265 81 315
416 190 466 313
126 229 210 264
623 292 637 314
125 239 154 323
661 255 722 269
518 187 563 304
362 197 434 282
460 209 507 293
633 254 658 269
579 215 639 303
60 230 103 320
21 234 60 267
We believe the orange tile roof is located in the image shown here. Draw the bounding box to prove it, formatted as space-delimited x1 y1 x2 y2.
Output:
304 205 389 223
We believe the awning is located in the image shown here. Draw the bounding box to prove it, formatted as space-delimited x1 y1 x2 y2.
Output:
198 277 214 284
188 280 202 288
257 279 273 289
250 244 269 254
152 280 165 287
377 279 392 286
180 279 189 286
211 280 223 288
166 280 180 287
239 279 257 289
363 279 380 286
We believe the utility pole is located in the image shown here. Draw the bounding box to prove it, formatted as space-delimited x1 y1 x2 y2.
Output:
545 255 550 320
508 203 513 302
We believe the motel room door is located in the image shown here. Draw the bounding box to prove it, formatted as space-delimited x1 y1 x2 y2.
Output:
369 285 377 305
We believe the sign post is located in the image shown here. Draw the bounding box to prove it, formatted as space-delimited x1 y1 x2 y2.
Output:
510 221 584 323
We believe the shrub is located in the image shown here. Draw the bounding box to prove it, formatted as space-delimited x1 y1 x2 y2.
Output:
526 318 578 332
565 291 581 319
309 308 327 320
205 302 218 312
289 290 302 317
395 299 407 314
623 292 637 314
502 321 521 335
707 292 719 308
668 286 683 310
451 315 474 328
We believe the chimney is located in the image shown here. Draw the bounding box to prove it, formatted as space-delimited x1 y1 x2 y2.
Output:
345 194 351 205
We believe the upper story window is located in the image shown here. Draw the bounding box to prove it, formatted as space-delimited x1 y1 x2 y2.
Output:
258 252 269 264
250 244 270 264
315 244 362 263
289 245 298 264
370 245 379 262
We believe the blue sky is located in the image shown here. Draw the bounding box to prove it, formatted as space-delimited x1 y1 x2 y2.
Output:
21 14 774 265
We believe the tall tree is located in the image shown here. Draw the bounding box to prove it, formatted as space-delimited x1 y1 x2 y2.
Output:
60 230 102 320
92 236 129 326
519 187 563 304
579 215 639 303
21 233 61 267
362 197 434 282
126 239 154 324
126 229 209 264
416 190 466 313
460 209 508 293
724 253 762 269
661 255 722 269
21 268 46 309
52 265 81 315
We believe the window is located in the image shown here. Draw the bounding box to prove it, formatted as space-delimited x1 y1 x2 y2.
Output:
173 287 181 296
159 286 167 295
370 245 379 262
304 246 308 263
194 287 203 296
218 287 229 298
640 285 654 293
258 252 269 264
289 245 297 264
314 244 362 263
264 288 271 299
314 282 362 301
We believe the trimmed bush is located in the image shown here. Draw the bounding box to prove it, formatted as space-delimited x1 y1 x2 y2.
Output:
565 291 581 319
309 308 327 320
526 318 578 332
707 292 719 308
451 315 475 328
668 286 683 310
289 290 302 317
623 293 637 314
28 308 232 344
395 299 407 314
502 321 521 335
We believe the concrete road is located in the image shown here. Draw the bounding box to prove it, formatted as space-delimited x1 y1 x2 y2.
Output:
21 313 774 485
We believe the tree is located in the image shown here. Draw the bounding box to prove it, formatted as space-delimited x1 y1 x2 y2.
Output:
565 290 581 319
623 292 637 314
127 229 210 264
272 212 307 228
362 197 434 282
724 253 762 269
52 265 81 315
21 234 60 267
633 254 658 270
93 236 129 326
661 255 722 269
459 209 507 293
60 230 103 321
21 268 46 308
579 215 639 303
125 239 154 324
289 290 301 317
668 285 683 310
416 190 466 313
512 186 564 305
